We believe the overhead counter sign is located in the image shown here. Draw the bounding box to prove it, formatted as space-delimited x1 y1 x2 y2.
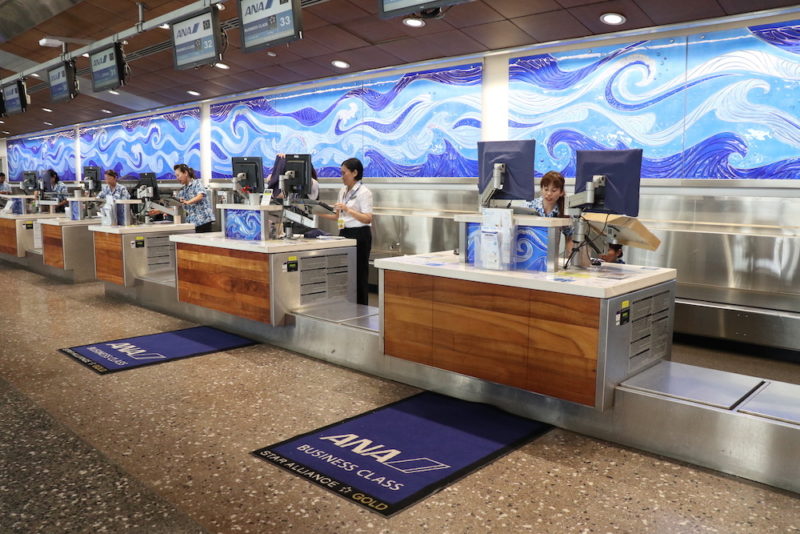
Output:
171 8 222 69
238 0 303 53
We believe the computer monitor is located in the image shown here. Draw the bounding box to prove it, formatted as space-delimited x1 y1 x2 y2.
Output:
21 171 38 193
283 154 312 197
135 172 159 201
574 149 643 217
231 156 264 193
83 166 102 193
477 140 536 202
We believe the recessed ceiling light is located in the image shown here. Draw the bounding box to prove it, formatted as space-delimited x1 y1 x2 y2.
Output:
600 12 626 25
101 109 112 114
403 17 426 28
31 73 41 78
108 90 119 95
1 130 10 135
159 23 170 30
331 59 350 69
214 62 230 70
267 51 277 57
187 90 201 96
42 107 53 112
43 121 53 126
82 53 89 57
0 120 4 124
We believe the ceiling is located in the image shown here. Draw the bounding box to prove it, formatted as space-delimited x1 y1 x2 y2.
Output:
1 0 799 138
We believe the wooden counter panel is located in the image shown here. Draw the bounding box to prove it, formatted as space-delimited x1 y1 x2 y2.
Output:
42 224 64 268
93 232 124 285
528 291 600 406
176 243 270 324
383 271 433 365
432 277 529 389
0 218 16 256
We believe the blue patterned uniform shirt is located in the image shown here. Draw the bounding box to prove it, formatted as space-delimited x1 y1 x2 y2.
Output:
52 181 68 202
0 182 11 193
527 196 573 237
98 183 131 200
176 179 215 227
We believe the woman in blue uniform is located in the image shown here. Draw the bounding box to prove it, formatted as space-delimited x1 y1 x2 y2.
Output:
173 163 215 233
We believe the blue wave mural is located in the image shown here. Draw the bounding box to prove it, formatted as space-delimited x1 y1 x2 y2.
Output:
210 64 482 178
224 209 263 240
509 20 800 179
80 108 201 180
7 129 77 182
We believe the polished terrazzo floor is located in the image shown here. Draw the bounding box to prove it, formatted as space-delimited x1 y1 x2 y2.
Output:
1 262 798 533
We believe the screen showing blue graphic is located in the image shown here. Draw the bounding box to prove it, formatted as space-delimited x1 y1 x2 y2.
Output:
2 80 27 115
238 0 302 52
232 156 264 194
379 0 470 19
48 60 78 102
171 8 222 70
477 140 536 201
575 149 643 217
283 154 312 197
90 43 125 92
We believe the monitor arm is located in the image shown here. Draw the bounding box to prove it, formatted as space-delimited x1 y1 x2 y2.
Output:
565 175 607 268
232 172 251 202
478 163 506 208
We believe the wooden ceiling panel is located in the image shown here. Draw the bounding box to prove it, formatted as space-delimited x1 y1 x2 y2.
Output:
717 0 800 14
489 0 562 18
466 20 538 50
568 0 655 34
1 0 798 137
635 0 726 25
304 24 371 52
306 0 372 25
441 2 506 28
513 10 591 42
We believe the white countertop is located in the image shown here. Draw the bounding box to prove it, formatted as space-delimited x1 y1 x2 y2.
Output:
68 197 104 202
88 223 196 235
217 203 282 212
0 194 36 199
0 213 62 221
454 213 572 227
170 231 357 254
375 251 676 299
40 217 101 227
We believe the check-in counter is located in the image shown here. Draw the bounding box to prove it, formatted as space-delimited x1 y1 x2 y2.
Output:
0 212 62 258
89 223 196 287
38 218 99 282
169 232 357 326
376 251 677 410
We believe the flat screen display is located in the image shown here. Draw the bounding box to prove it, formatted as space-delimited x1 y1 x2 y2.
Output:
238 0 303 52
2 81 26 115
171 8 222 69
477 140 536 201
90 44 124 92
575 149 643 217
48 60 78 102
378 0 471 19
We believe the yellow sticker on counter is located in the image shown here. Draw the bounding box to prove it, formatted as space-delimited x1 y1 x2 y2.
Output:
622 300 630 308
288 256 298 261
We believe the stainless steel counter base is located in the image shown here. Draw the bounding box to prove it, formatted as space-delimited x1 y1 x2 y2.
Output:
675 298 800 350
104 279 800 495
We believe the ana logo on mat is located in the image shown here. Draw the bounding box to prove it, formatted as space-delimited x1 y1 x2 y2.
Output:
105 342 166 360
319 434 451 474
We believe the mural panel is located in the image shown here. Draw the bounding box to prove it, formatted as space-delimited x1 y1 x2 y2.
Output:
7 129 77 181
80 107 201 179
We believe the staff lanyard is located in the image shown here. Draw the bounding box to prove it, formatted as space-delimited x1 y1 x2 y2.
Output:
342 182 360 205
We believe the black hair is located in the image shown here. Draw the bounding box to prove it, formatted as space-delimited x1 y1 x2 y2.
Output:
48 169 59 183
104 169 119 179
173 163 195 179
609 243 623 258
341 157 364 181
540 171 566 218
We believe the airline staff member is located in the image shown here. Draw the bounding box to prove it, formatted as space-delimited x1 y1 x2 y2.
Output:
98 169 131 200
321 157 373 305
174 163 215 233
0 172 11 193
35 169 69 211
